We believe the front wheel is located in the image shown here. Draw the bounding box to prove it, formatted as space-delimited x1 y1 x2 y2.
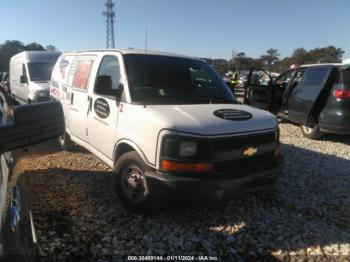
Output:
114 151 156 213
300 124 323 139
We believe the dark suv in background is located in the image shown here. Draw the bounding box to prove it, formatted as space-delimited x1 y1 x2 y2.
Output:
246 64 350 139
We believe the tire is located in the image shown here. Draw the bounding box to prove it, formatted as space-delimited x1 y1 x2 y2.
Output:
58 132 74 151
300 124 323 139
114 151 156 213
3 179 40 257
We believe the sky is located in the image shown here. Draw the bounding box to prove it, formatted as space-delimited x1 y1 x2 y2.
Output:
1 0 349 60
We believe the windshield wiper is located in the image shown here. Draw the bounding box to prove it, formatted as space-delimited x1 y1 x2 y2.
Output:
195 96 236 104
136 95 195 105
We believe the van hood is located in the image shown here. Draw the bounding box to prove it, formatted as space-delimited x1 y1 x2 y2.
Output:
29 81 50 91
146 104 277 136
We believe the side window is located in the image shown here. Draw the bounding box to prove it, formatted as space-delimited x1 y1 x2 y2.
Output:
299 67 329 86
72 60 93 90
290 70 305 89
250 70 270 86
276 70 293 87
96 55 121 92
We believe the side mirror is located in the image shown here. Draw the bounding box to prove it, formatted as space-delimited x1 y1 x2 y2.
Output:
0 100 64 154
95 75 113 96
20 75 28 84
95 75 124 99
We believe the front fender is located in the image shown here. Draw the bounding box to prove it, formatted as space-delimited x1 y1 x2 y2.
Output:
113 139 154 168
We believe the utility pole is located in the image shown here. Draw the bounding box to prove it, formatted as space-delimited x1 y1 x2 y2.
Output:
103 0 116 49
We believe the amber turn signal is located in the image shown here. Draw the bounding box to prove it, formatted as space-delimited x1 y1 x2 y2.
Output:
161 160 213 172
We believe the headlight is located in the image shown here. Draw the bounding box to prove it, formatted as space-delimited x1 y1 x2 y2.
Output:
179 141 197 157
37 91 48 97
161 136 212 160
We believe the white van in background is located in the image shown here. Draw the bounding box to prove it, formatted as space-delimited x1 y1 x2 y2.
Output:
9 51 61 104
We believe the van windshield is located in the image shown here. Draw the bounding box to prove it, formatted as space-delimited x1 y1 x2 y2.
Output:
124 54 236 105
28 62 55 82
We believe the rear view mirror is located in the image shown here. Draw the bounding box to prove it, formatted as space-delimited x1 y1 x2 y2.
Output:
20 75 28 84
0 100 64 154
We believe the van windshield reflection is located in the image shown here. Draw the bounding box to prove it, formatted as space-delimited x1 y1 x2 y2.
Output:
28 62 55 82
124 54 236 105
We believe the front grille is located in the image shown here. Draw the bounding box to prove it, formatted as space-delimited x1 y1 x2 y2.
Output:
211 132 276 176
215 152 274 175
212 132 275 152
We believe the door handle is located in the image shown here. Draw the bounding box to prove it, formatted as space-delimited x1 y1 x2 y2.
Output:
88 96 92 113
70 93 74 105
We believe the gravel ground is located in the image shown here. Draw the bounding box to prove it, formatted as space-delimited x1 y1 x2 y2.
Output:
7 122 350 261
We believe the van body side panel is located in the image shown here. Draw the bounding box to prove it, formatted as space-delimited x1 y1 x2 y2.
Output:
86 54 120 159
9 53 28 103
50 55 76 130
115 103 173 167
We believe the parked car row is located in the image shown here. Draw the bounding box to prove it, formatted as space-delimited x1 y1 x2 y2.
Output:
3 48 349 215
2 48 349 214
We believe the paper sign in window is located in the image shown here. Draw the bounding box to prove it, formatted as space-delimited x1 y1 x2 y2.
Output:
73 61 93 90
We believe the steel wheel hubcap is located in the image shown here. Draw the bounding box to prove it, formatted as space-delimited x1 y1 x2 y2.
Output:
121 166 148 203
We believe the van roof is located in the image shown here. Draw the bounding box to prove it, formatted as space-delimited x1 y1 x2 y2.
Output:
61 49 196 59
11 51 61 62
299 63 345 68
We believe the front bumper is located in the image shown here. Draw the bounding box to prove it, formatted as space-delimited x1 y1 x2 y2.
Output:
33 94 50 102
145 156 283 204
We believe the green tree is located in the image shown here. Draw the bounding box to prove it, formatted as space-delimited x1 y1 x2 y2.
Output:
0 40 26 71
308 46 344 63
260 48 280 72
291 48 310 64
25 42 45 51
45 45 58 51
0 40 25 56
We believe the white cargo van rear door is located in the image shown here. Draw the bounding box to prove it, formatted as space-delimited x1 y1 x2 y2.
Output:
86 54 123 159
66 55 96 140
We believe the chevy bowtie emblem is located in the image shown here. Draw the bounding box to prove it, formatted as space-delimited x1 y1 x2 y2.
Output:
243 147 258 157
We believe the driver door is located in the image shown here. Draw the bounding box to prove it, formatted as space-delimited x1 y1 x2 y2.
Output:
86 54 123 160
247 69 273 110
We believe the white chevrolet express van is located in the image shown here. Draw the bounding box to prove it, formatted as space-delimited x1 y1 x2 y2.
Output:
50 50 283 213
10 51 61 104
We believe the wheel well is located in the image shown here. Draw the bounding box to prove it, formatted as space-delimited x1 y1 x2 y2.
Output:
115 143 135 163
